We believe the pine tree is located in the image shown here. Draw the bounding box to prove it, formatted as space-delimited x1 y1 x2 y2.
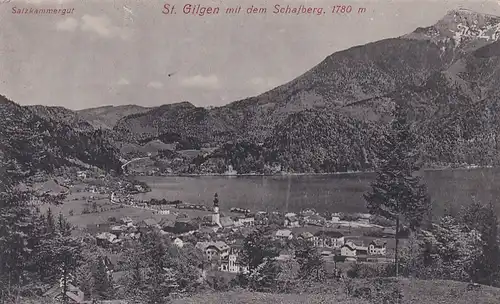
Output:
46 207 55 235
0 187 37 301
239 227 281 291
92 256 115 300
364 101 431 277
294 239 326 282
57 212 71 236
460 201 500 286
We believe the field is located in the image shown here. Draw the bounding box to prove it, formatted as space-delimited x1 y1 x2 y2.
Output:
172 279 500 304
36 188 178 229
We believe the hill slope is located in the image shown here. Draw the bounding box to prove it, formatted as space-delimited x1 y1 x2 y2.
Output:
88 9 500 173
78 104 151 129
173 279 500 304
0 95 122 175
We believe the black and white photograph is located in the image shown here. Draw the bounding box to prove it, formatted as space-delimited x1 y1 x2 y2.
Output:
2 0 500 303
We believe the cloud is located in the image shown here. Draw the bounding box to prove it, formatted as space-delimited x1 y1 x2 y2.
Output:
147 81 163 89
249 77 280 89
56 17 78 31
116 78 130 85
180 74 220 90
81 15 130 39
55 14 131 39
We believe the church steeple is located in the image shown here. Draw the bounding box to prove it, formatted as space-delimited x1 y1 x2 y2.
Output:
212 193 221 227
213 192 219 208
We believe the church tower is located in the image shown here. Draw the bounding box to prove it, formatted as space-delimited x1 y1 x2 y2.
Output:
212 193 221 227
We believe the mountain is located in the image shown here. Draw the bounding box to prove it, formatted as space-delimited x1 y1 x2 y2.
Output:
78 104 151 129
403 8 500 53
113 102 235 144
27 105 95 132
20 9 500 175
106 9 500 174
0 95 122 176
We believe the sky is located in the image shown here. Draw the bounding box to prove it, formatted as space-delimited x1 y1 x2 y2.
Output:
1 0 500 110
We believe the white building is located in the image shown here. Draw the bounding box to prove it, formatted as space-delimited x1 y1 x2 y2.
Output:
312 231 345 248
219 247 249 274
368 240 387 256
173 237 184 248
275 229 293 240
196 241 229 260
233 217 255 227
340 243 357 257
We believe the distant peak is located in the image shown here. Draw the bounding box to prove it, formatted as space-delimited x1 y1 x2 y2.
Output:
445 8 499 18
437 8 500 26
403 8 500 48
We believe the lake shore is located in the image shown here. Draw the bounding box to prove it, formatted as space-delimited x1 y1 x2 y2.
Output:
133 164 496 178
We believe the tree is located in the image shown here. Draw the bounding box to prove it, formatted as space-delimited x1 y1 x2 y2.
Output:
140 231 178 303
58 212 72 236
0 188 38 302
364 101 431 277
417 216 482 281
46 207 55 235
38 236 83 304
239 227 281 291
92 256 115 300
460 201 500 286
294 239 326 282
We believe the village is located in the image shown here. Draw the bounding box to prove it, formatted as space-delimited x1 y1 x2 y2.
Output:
71 167 399 278
26 168 400 303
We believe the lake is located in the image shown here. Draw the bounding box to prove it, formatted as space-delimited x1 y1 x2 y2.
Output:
133 168 500 216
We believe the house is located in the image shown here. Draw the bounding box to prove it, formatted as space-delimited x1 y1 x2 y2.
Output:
219 247 249 274
196 241 230 260
220 216 234 228
313 231 345 248
233 216 255 227
304 214 326 226
340 243 357 257
111 225 126 238
284 213 300 227
368 240 387 256
298 231 314 241
43 283 85 303
173 237 184 248
76 171 87 179
96 232 118 246
275 229 293 240
139 218 160 230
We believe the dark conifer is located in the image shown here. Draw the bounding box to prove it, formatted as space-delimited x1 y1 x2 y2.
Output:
364 101 431 277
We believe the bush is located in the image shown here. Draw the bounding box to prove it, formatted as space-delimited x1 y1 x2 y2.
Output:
347 262 388 279
370 215 395 227
345 278 403 304
363 228 385 237
339 213 361 222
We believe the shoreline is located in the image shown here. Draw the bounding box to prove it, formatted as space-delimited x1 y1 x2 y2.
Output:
131 165 496 178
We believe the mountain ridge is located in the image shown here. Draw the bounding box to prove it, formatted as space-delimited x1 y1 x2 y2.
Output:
12 9 500 175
